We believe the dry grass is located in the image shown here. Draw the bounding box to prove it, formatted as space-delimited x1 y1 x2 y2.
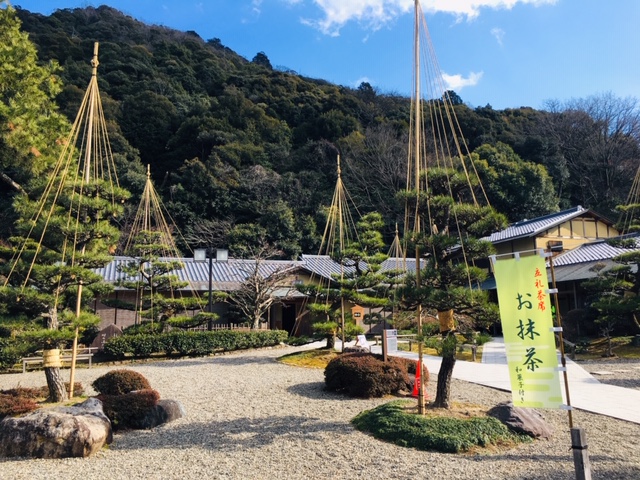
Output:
575 336 640 360
277 348 339 368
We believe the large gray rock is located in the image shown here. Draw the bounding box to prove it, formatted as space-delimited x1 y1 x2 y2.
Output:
487 401 554 439
0 398 112 458
135 399 186 429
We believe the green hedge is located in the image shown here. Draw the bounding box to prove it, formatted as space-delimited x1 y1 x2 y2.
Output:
103 329 289 359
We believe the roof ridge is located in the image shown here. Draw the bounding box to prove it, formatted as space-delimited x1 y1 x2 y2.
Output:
511 205 584 227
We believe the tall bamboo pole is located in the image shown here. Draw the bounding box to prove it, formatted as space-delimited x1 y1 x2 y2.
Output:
69 42 100 399
413 0 426 415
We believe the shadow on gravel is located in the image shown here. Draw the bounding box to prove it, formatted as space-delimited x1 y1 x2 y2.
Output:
141 354 281 369
597 378 640 389
286 381 340 400
112 415 353 452
207 354 282 367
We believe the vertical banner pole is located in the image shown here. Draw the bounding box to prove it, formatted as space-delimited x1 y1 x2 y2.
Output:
548 253 591 479
548 253 574 428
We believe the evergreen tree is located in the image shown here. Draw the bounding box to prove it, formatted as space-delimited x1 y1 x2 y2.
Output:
0 174 129 401
113 230 204 330
0 7 129 401
0 2 69 237
582 236 640 356
301 213 394 348
399 165 507 408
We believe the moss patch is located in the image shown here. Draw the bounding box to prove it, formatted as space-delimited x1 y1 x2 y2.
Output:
352 400 531 454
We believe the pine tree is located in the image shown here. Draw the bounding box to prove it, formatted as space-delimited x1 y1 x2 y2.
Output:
301 212 395 348
0 3 69 237
1 175 129 401
114 230 203 330
0 12 130 401
399 166 507 408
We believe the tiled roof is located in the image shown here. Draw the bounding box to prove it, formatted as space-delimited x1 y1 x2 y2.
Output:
97 255 425 292
483 234 640 289
551 235 640 266
300 254 355 280
96 256 302 291
485 206 594 243
300 255 424 281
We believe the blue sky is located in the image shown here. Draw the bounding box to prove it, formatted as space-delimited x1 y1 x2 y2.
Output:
10 0 640 110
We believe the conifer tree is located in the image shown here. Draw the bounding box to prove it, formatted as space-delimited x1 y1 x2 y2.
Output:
113 230 205 330
399 166 507 408
301 212 395 348
0 175 129 401
0 7 129 401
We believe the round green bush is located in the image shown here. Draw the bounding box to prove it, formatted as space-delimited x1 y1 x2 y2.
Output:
92 369 152 396
324 353 413 398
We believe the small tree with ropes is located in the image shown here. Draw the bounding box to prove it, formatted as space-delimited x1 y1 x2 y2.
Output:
399 167 507 409
1 37 131 401
113 230 205 331
301 212 396 348
582 172 640 355
0 176 129 401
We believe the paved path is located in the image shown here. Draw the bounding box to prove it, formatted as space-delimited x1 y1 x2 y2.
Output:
363 337 640 424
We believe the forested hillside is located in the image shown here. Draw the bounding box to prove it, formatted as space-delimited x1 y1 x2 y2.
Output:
3 5 640 258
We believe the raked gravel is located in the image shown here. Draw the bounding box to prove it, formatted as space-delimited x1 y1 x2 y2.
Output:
1 346 640 480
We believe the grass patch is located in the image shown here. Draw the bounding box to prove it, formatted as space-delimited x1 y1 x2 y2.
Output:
278 348 339 368
352 400 531 454
574 336 640 360
398 342 482 361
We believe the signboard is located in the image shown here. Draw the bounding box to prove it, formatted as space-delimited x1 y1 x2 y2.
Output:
356 334 370 350
384 329 398 353
493 253 563 408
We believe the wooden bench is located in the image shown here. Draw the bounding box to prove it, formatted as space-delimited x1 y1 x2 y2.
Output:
22 348 97 373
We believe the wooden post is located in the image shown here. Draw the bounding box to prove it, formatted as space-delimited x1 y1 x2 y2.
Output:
382 329 388 362
571 427 592 480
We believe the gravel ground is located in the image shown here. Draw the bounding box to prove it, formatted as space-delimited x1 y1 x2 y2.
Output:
1 346 639 480
577 357 640 390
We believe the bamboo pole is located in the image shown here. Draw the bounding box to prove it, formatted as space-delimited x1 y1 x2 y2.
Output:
548 252 591 479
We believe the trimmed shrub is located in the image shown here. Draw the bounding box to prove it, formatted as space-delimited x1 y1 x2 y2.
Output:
285 335 313 346
92 369 152 396
0 393 39 419
103 329 289 359
97 389 160 430
325 353 412 398
1 387 44 400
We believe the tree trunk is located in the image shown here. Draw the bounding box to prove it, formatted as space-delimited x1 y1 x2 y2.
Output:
44 367 68 403
606 334 614 357
432 351 456 408
326 335 335 349
43 306 68 402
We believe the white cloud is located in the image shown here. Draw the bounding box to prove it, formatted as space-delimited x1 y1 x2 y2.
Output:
423 0 557 20
293 0 557 35
491 27 505 46
300 0 413 37
442 71 483 91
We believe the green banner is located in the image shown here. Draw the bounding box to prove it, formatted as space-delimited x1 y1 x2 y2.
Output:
493 254 563 408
